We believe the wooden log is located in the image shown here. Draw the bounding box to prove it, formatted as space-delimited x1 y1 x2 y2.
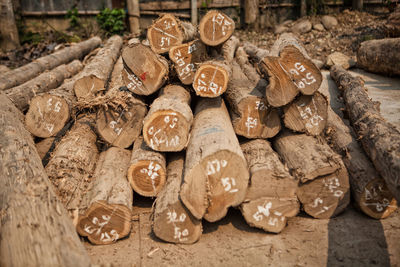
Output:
122 42 169 96
143 85 193 152
283 91 328 136
243 41 269 63
169 39 207 85
5 60 82 112
357 38 400 76
199 10 235 46
0 0 20 51
240 139 299 233
330 65 400 202
0 92 91 267
127 137 167 197
126 0 140 35
244 0 259 30
274 131 350 218
74 35 123 101
0 37 101 91
386 7 400 37
224 49 280 138
76 147 132 245
35 137 56 160
96 57 147 148
153 153 202 244
45 115 99 224
147 14 197 54
180 97 249 222
192 60 231 97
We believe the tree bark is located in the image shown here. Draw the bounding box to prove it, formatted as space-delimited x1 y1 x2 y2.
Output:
240 139 299 233
330 65 400 202
76 147 133 245
199 10 235 46
0 37 101 91
45 115 100 225
74 35 123 101
357 38 400 76
180 97 249 222
243 41 269 63
127 136 167 197
0 92 91 267
143 85 193 152
147 13 197 54
5 60 82 112
153 153 202 244
126 0 140 35
122 42 169 95
0 0 20 51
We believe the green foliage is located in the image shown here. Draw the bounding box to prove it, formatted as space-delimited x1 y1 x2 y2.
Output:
96 8 126 36
17 21 43 45
66 7 80 28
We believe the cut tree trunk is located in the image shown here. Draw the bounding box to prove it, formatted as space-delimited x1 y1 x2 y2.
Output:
74 35 123 101
169 39 207 85
0 0 20 51
240 139 299 233
5 60 82 112
180 97 249 222
357 38 400 76
126 0 140 35
0 92 90 267
0 37 101 91
143 85 193 152
243 41 269 63
192 60 231 97
153 153 202 244
127 137 167 197
330 65 400 202
95 57 147 148
45 115 99 225
221 35 240 64
244 0 259 30
76 147 133 245
35 137 56 160
283 91 328 136
224 49 280 138
122 42 169 95
147 13 197 54
274 131 350 218
199 10 235 46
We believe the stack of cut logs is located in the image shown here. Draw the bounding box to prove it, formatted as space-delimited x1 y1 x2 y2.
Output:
2 10 399 249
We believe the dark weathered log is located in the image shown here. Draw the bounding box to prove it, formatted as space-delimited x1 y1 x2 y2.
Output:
199 10 235 46
0 37 101 91
330 65 400 202
153 153 202 244
0 92 91 267
180 97 249 222
244 0 259 29
386 7 400 37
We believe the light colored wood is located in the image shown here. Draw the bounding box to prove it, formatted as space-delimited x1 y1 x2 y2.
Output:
240 139 299 233
180 97 249 222
169 39 207 85
74 35 123 101
126 0 140 35
77 147 132 245
127 137 167 197
153 153 202 244
143 85 193 152
139 0 240 10
0 37 101 91
0 0 20 51
192 60 231 97
5 60 82 112
35 137 56 160
0 92 90 267
199 10 235 46
244 0 259 29
243 41 269 62
191 0 198 25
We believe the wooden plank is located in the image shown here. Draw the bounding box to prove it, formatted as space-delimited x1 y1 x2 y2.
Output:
139 0 240 11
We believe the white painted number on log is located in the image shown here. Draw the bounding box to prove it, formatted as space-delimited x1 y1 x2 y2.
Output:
298 99 324 129
324 177 343 197
125 70 143 90
166 210 186 223
174 227 189 242
221 177 238 193
255 101 267 111
148 113 180 149
212 13 232 39
364 185 392 212
285 62 316 89
245 117 258 134
47 98 61 112
84 215 119 243
206 159 227 175
197 71 223 95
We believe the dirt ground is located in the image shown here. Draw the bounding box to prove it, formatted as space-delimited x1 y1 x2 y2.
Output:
85 70 400 267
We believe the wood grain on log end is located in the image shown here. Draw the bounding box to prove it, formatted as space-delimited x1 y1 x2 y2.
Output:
199 10 235 46
193 62 229 97
128 160 167 197
74 74 105 100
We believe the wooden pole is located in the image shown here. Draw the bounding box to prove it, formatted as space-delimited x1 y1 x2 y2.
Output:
191 0 198 25
126 0 140 35
0 0 20 51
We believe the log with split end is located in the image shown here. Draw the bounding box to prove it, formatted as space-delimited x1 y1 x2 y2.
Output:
153 153 202 244
180 97 249 222
122 43 169 95
147 14 197 54
143 85 193 152
284 91 328 136
193 61 230 97
169 39 207 85
127 137 167 197
297 166 350 219
199 10 235 46
77 147 132 245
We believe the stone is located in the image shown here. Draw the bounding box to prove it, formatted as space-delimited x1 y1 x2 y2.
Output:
325 52 356 69
291 20 312 34
321 15 338 30
313 23 325 32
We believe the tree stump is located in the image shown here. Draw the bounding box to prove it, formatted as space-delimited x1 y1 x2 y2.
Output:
199 10 235 46
153 153 202 244
127 137 167 197
143 85 193 152
180 97 249 222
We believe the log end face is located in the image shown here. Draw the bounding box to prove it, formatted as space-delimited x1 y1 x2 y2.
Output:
193 63 229 97
74 75 105 101
76 201 132 245
199 10 235 46
128 160 166 197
